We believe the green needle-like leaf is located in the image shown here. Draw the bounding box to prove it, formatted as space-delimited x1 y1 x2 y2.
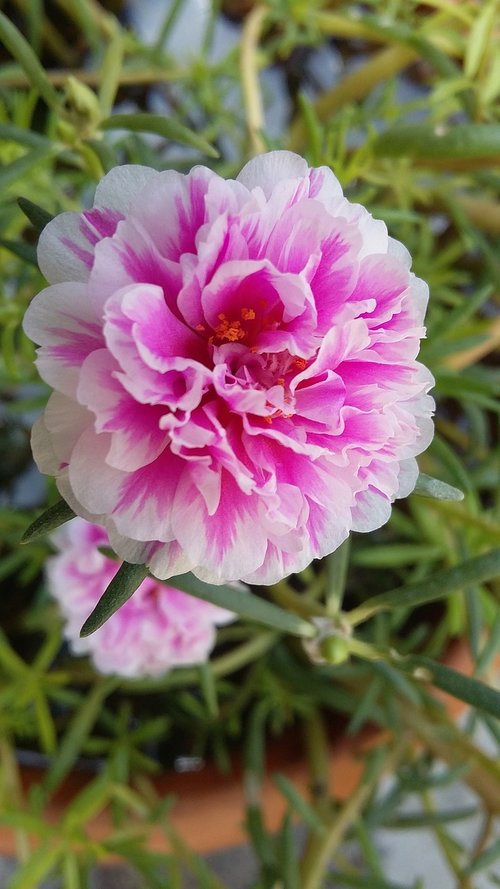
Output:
98 112 219 158
167 572 317 638
18 197 54 232
273 772 326 831
80 562 149 636
463 837 500 876
0 11 60 109
21 499 76 544
7 844 62 889
373 123 500 160
0 238 37 265
400 655 500 720
0 123 51 149
42 678 118 796
0 145 54 191
413 473 464 502
348 548 500 625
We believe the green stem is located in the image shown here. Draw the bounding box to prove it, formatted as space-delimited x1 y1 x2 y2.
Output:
401 706 500 813
290 44 416 152
303 710 331 818
0 737 31 863
421 789 472 888
270 580 328 620
153 0 184 52
325 538 350 616
121 630 278 693
0 64 185 90
299 743 406 889
240 4 268 155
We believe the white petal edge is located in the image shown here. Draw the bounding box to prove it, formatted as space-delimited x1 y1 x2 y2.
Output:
237 150 309 197
38 212 94 284
395 457 419 498
94 164 160 214
350 488 393 534
31 414 60 475
387 235 412 268
56 474 105 525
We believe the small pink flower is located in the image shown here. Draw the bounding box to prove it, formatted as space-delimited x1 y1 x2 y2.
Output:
25 151 434 585
48 518 234 677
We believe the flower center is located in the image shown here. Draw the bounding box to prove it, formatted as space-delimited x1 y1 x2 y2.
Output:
213 307 257 343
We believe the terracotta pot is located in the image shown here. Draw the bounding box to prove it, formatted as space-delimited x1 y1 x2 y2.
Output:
0 640 478 856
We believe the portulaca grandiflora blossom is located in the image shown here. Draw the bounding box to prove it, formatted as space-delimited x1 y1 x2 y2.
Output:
48 518 234 676
24 151 434 585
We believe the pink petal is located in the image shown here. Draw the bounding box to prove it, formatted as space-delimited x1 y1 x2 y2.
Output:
89 220 183 316
77 349 170 471
172 471 268 583
38 214 95 284
23 283 103 397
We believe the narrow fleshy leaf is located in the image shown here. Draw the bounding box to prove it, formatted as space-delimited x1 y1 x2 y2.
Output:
0 146 54 191
373 123 500 160
64 774 112 829
331 872 440 889
464 0 497 80
381 807 476 828
0 238 37 265
273 772 326 831
97 22 125 117
0 122 51 149
400 655 500 720
83 137 117 174
18 197 54 232
463 837 500 876
80 562 149 636
97 545 119 560
98 112 219 158
167 572 317 638
348 548 500 625
0 11 60 109
21 499 76 544
42 678 118 796
6 844 62 889
0 812 51 836
413 473 464 502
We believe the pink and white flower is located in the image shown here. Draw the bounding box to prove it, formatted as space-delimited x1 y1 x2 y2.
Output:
24 151 434 585
48 518 234 677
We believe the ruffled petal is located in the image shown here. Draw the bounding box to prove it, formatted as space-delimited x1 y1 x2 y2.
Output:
77 349 170 471
23 283 103 397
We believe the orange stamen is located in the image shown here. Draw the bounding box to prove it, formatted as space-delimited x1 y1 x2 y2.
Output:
214 317 246 342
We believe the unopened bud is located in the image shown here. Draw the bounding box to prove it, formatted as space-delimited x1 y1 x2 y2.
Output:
320 635 350 665
60 76 101 140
